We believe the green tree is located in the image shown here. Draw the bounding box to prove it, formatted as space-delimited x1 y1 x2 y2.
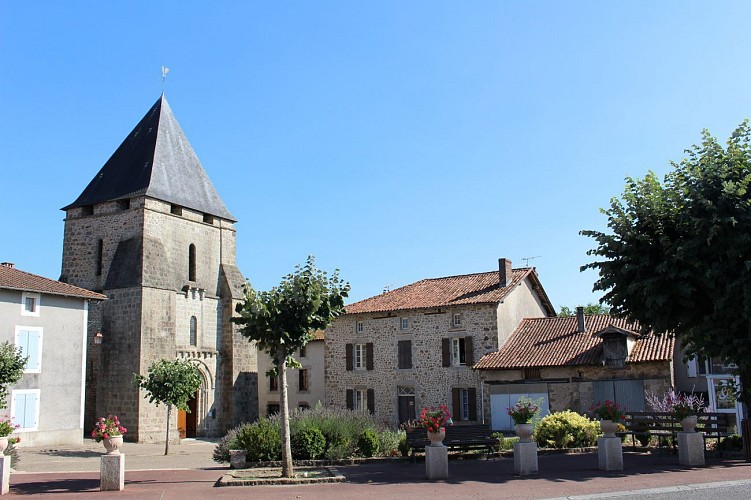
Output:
134 358 202 455
0 342 26 409
233 256 349 477
581 122 751 426
558 303 611 317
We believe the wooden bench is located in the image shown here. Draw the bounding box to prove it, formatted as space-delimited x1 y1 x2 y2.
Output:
405 424 497 459
622 411 734 453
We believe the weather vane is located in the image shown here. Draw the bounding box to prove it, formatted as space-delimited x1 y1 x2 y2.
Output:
161 66 170 93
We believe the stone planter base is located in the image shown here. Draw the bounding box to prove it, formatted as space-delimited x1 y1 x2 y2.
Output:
513 441 538 476
597 436 623 471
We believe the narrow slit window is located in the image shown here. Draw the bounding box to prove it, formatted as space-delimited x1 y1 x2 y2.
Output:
188 244 196 282
189 316 198 346
96 239 103 276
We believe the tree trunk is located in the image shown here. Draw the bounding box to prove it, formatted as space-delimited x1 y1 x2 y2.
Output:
278 349 293 477
165 404 172 456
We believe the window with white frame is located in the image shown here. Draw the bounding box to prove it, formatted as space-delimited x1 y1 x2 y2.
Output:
354 344 367 369
21 292 40 317
460 388 470 420
354 389 367 411
400 317 409 330
451 337 466 366
452 313 462 328
11 389 40 431
15 326 42 373
356 321 364 333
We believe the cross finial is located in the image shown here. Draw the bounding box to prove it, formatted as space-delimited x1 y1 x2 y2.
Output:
161 66 170 93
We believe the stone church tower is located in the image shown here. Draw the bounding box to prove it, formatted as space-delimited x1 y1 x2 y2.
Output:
60 95 258 441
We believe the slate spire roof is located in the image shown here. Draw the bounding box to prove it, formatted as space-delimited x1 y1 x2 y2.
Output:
62 94 235 221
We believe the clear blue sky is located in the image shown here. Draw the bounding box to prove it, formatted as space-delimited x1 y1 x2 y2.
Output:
2 1 751 309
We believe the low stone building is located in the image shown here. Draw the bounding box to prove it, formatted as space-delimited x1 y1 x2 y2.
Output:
0 262 105 446
257 331 326 416
474 308 675 431
324 259 555 427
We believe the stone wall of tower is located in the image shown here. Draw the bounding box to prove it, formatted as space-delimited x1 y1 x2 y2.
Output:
61 199 146 433
62 195 258 441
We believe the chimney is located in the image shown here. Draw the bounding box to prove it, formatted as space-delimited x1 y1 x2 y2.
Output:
0 262 14 268
576 306 586 333
498 258 512 288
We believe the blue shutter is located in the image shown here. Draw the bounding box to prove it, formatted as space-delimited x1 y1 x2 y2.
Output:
26 331 40 371
13 392 39 429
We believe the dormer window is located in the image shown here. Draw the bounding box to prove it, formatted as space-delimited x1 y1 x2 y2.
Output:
595 325 637 369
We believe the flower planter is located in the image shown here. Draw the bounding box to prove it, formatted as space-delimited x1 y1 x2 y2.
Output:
514 423 534 443
427 428 446 447
600 419 619 438
103 435 123 455
680 415 698 432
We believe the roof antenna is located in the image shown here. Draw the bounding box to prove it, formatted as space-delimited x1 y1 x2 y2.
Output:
522 256 541 267
161 66 170 94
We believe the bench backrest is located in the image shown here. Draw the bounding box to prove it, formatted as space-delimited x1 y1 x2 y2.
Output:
623 411 733 432
405 424 493 446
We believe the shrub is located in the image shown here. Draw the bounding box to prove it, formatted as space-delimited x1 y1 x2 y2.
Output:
325 437 352 460
378 429 404 457
534 410 598 448
491 432 519 451
213 425 242 463
397 432 411 457
357 428 380 457
718 434 743 451
291 427 326 459
238 418 281 461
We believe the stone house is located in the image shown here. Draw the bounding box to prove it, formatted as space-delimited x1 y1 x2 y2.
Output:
324 259 556 427
59 94 258 441
0 262 105 446
474 308 675 431
257 331 326 417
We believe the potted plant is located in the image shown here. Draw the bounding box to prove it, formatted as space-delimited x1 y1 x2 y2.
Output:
91 415 127 454
507 398 541 442
0 418 20 453
590 400 625 437
418 404 452 446
670 393 707 432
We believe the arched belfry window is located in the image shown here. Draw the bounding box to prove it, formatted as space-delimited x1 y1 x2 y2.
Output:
188 244 196 282
189 316 198 346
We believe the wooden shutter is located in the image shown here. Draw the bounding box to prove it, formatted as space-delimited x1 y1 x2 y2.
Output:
468 388 477 421
346 389 354 410
366 343 374 371
367 388 375 414
442 338 451 367
398 340 412 369
464 336 474 366
345 343 353 371
452 388 461 420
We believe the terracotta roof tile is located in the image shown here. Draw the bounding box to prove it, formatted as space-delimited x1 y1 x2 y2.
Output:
345 268 550 315
474 315 674 369
0 265 106 300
